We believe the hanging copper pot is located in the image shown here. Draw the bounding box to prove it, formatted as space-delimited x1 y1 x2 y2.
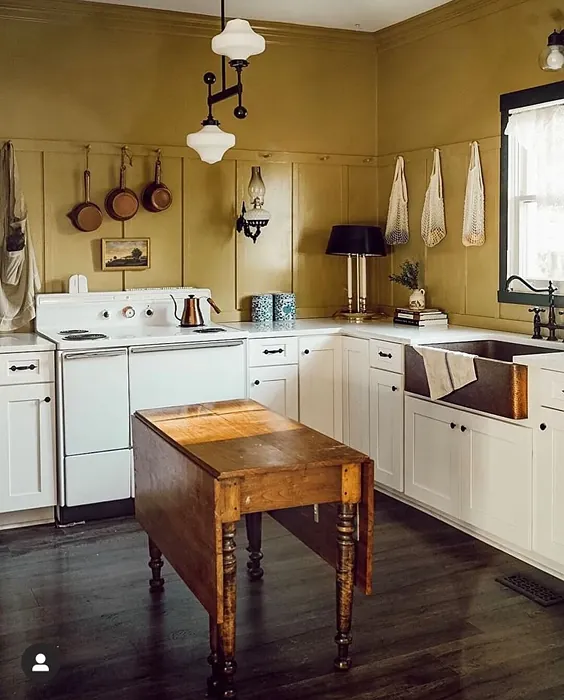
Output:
68 145 103 232
142 149 172 213
105 146 139 221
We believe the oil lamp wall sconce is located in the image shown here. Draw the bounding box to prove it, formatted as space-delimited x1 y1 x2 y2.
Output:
236 166 271 243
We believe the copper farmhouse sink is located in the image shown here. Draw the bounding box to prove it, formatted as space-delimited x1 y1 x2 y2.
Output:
404 340 564 419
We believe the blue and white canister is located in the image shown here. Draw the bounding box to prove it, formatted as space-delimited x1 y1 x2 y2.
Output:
273 293 296 322
251 294 274 323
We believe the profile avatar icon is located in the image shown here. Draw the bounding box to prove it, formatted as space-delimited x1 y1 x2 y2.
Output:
32 653 49 673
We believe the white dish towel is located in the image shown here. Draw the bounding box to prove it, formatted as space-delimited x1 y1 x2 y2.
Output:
414 346 477 400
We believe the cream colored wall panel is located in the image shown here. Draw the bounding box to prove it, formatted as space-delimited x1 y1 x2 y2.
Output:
43 152 122 293
236 161 292 313
124 154 183 290
465 146 500 320
184 159 236 313
295 163 346 310
16 150 45 287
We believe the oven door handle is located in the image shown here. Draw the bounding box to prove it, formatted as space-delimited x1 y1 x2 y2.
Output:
130 340 244 353
63 349 128 360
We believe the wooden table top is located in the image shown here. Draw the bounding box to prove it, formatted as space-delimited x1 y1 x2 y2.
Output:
135 399 370 480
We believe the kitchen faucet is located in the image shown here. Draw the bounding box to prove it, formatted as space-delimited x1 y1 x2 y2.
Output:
505 275 563 341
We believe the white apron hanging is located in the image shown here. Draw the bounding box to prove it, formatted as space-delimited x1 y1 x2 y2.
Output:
384 156 409 245
462 141 485 247
421 148 446 248
0 141 41 332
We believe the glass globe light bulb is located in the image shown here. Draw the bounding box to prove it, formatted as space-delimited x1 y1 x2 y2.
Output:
540 31 564 71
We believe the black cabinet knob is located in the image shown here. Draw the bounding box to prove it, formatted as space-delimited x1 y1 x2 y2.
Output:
304 349 310 355
450 422 456 429
44 397 51 403
460 425 467 432
540 423 547 431
253 380 260 386
392 386 398 392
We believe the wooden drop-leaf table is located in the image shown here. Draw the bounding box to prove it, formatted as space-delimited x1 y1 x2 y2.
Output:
132 400 374 699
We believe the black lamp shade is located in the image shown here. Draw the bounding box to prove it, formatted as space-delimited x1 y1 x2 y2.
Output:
325 225 387 257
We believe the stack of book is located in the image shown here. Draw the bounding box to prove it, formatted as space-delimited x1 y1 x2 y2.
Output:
393 308 448 327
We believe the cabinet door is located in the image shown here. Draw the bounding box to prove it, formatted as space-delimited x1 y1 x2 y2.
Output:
534 409 564 563
249 365 298 420
461 414 532 550
370 369 404 492
299 335 342 440
404 396 460 517
342 337 369 453
0 383 56 513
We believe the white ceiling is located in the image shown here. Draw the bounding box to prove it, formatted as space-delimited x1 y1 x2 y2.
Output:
83 0 454 32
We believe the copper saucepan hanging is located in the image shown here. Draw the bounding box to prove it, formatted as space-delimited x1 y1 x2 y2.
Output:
105 146 139 221
142 149 173 213
68 145 103 232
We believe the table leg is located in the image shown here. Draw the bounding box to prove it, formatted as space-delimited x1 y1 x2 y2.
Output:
148 537 165 592
245 513 264 581
334 503 355 671
207 616 221 697
219 522 238 699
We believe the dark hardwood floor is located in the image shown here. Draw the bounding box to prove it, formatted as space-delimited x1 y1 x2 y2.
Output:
2 493 564 699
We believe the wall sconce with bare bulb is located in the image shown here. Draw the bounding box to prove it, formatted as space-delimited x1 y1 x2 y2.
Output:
540 29 564 71
236 166 271 243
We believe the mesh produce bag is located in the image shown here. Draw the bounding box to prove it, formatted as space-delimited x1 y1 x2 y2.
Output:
421 148 446 248
462 141 485 247
384 156 409 245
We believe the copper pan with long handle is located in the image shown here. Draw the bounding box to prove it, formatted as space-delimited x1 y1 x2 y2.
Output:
68 145 103 232
105 146 139 221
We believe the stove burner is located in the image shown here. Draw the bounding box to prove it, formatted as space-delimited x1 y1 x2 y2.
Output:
62 333 108 341
59 329 89 335
193 327 227 334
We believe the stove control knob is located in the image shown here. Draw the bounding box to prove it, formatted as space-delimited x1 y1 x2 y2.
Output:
123 306 136 318
102 310 110 319
145 307 154 317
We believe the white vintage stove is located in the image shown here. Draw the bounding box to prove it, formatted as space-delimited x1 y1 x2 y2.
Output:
36 288 247 523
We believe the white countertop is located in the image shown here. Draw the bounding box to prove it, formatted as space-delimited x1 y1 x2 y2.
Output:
0 333 55 353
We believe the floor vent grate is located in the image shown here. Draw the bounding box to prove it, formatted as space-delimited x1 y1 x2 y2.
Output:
496 573 564 607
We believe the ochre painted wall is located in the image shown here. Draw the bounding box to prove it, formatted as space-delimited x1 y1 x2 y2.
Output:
0 0 378 321
373 0 563 334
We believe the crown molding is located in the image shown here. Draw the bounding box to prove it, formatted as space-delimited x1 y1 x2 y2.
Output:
374 0 532 51
0 0 376 53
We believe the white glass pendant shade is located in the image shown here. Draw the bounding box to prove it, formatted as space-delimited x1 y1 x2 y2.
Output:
540 31 564 71
186 124 236 164
212 19 266 62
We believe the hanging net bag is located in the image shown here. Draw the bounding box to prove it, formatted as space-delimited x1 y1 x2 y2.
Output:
462 141 485 247
384 156 409 245
421 148 446 248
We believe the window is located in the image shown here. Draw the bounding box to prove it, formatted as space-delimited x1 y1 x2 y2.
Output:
499 81 564 305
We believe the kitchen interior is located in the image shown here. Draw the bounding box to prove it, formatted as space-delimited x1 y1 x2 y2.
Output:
3 0 564 697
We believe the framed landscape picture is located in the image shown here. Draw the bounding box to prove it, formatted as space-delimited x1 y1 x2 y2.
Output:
101 238 150 271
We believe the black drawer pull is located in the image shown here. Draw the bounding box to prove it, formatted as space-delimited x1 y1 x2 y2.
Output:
303 349 310 355
253 380 260 386
379 351 392 359
44 396 51 403
263 348 283 355
540 423 547 431
391 386 398 392
9 364 36 372
460 425 467 433
450 422 456 429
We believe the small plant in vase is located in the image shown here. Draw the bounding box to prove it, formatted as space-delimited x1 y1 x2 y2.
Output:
389 260 426 310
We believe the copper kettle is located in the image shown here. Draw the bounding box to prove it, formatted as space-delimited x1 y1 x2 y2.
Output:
171 294 221 327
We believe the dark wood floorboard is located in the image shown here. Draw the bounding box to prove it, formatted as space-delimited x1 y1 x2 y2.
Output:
2 493 564 699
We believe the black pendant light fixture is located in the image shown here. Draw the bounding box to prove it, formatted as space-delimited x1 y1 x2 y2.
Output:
187 0 266 164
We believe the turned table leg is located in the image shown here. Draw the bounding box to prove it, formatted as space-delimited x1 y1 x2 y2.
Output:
219 522 238 699
207 616 221 697
148 537 165 592
245 513 264 581
334 503 356 671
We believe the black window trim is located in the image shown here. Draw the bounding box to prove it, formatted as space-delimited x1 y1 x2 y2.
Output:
498 79 564 307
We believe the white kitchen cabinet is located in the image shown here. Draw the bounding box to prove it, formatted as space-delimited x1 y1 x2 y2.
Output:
460 412 532 550
404 396 460 517
342 337 369 453
370 369 404 492
298 335 342 440
0 383 56 513
249 364 298 420
534 409 564 564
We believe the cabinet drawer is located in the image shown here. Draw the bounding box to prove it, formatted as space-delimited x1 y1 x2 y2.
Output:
248 337 298 367
539 370 564 412
0 351 54 386
369 340 403 373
